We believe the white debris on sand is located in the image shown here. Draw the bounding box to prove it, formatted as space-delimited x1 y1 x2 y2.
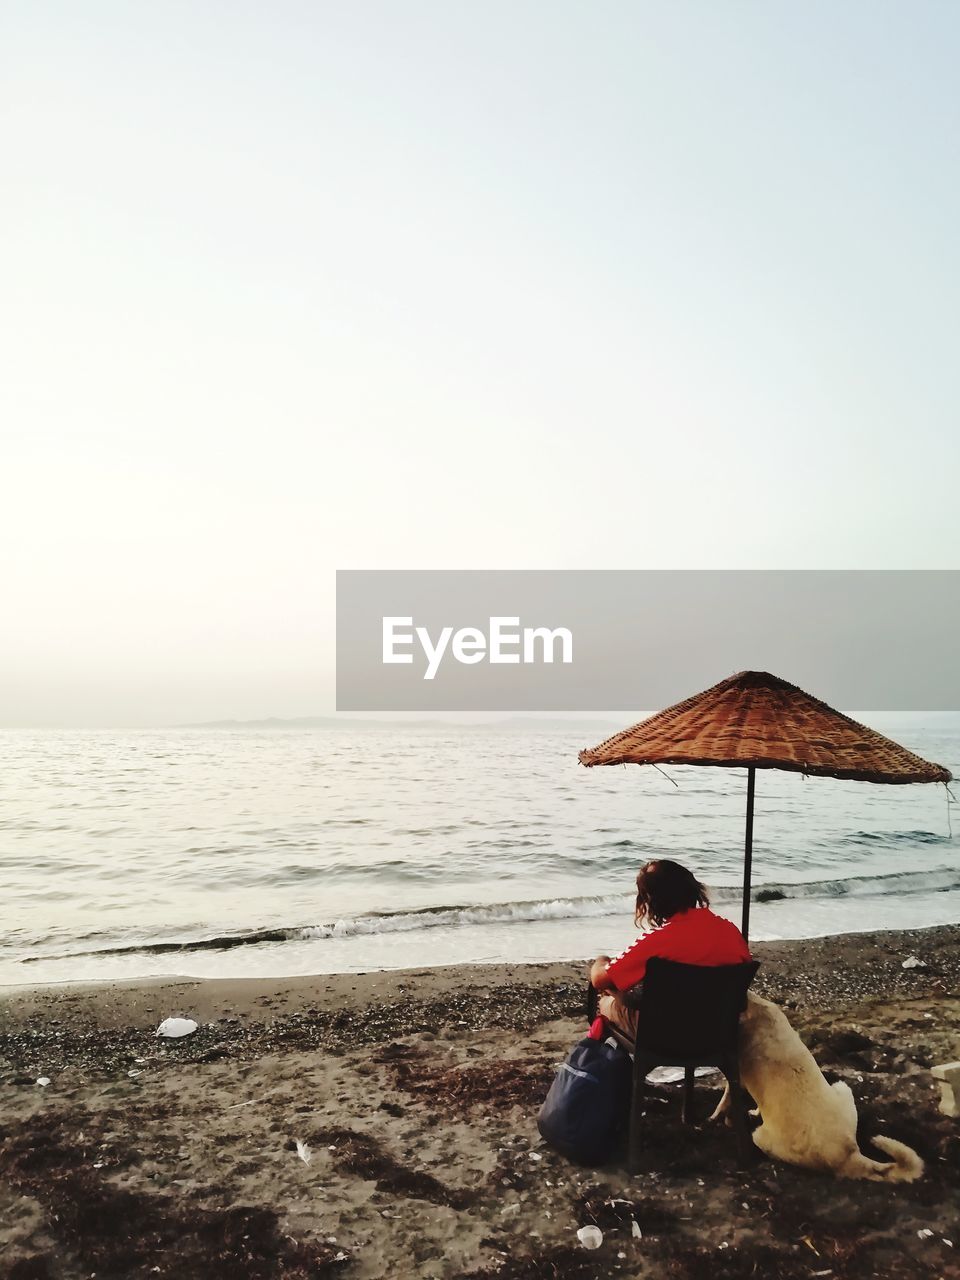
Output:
576 1225 603 1250
156 1017 198 1038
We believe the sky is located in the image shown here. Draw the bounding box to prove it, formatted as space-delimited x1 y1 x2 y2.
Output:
3 2 959 725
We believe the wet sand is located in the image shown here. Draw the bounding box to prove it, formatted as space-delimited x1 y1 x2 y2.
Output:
2 925 959 1279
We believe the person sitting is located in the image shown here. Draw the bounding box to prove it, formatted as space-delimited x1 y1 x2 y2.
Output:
589 858 751 1040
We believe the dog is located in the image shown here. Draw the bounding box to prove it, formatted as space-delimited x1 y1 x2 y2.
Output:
710 993 923 1181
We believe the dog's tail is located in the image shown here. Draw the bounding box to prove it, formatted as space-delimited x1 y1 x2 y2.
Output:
839 1134 924 1183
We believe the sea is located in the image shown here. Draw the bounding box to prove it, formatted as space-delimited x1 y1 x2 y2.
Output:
2 715 958 987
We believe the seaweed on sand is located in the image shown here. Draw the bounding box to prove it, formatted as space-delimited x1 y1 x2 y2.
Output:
389 1051 557 1113
307 1124 474 1209
0 1109 346 1279
453 1246 607 1279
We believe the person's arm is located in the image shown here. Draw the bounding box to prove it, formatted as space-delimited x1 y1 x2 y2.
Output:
605 930 659 992
589 954 616 991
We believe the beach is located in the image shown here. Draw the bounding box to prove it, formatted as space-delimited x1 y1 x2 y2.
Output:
2 925 959 1279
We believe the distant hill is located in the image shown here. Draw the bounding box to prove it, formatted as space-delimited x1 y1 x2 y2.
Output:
181 714 625 732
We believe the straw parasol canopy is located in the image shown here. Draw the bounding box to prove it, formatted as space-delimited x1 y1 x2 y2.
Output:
579 670 952 938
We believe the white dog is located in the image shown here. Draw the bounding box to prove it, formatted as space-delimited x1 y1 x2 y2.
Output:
710 993 923 1181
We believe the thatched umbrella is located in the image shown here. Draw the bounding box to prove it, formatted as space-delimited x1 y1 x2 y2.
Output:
578 670 952 940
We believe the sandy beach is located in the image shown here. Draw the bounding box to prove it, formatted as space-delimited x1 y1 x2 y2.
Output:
2 926 959 1280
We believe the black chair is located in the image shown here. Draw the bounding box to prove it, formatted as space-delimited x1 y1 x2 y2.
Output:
589 958 759 1171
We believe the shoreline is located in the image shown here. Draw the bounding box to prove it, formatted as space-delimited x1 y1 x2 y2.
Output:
2 922 959 1278
2 921 959 1030
8 871 960 991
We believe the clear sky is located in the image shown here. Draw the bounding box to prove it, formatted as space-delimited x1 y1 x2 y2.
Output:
3 2 959 725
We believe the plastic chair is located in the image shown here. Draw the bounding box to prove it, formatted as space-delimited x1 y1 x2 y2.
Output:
589 958 759 1171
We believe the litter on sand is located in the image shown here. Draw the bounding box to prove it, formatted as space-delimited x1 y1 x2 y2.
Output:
901 956 926 970
36 1077 51 1087
631 1220 643 1239
156 1017 198 1038
576 1226 603 1250
295 1139 312 1165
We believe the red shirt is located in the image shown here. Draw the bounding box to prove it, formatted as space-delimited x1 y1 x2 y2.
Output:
605 907 751 991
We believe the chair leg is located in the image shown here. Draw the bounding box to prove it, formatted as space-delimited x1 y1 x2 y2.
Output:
725 1061 753 1167
681 1066 695 1125
628 1054 649 1174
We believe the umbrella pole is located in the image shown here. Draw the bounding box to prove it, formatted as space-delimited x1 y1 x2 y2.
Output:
741 766 755 941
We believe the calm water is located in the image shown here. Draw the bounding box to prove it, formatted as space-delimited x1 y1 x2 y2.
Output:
2 716 958 985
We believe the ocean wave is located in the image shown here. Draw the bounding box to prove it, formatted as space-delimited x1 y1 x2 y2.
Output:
297 894 629 939
20 864 960 964
714 865 960 905
299 866 960 934
837 829 946 847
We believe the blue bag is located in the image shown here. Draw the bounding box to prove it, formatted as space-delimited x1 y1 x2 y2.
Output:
537 1037 632 1165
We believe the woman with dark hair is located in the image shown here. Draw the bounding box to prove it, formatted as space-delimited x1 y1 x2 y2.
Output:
589 859 751 1038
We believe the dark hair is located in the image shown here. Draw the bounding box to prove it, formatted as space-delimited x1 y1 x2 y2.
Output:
634 859 709 929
